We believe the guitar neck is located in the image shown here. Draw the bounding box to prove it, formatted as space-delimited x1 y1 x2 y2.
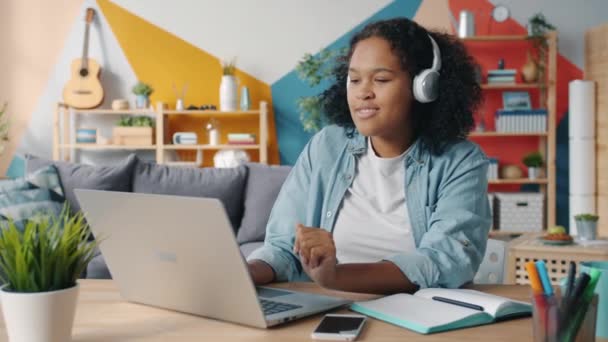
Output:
81 23 91 70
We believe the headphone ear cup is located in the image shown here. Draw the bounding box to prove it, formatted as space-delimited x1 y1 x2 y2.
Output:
413 69 439 103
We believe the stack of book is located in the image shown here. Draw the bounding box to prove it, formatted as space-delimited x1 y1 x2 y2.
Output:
487 69 516 84
227 133 256 145
487 157 499 180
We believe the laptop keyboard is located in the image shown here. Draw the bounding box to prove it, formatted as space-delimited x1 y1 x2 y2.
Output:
260 298 302 315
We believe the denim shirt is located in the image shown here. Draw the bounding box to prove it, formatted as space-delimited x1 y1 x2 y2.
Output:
248 125 492 289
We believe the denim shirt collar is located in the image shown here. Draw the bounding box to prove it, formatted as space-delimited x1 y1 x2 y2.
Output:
347 131 427 166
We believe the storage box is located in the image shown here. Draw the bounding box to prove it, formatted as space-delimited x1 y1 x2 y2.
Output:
112 127 153 145
494 192 544 232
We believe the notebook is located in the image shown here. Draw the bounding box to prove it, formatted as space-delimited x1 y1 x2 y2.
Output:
350 288 531 334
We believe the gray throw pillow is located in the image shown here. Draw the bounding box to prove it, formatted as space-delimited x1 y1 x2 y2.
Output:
236 163 292 244
132 158 247 231
25 154 138 215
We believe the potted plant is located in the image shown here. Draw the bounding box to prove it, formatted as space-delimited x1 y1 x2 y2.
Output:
522 151 543 179
219 58 238 112
526 13 556 89
113 115 155 146
295 47 345 132
132 81 154 109
574 213 599 241
0 207 98 342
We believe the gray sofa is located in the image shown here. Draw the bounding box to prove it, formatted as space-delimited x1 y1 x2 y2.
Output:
24 154 292 279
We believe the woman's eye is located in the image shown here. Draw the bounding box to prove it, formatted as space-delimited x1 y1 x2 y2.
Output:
349 78 360 84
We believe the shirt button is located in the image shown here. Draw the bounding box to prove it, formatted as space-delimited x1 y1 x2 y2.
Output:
326 211 332 218
345 174 352 180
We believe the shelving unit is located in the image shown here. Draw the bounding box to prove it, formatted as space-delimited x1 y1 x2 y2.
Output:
465 32 557 232
53 101 269 165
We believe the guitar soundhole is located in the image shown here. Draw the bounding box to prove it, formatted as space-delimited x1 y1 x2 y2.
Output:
79 68 89 77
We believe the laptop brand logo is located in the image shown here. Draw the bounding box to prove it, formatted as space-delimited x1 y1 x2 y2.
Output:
154 251 177 263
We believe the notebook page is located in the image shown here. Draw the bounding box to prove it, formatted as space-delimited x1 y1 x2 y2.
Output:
353 293 481 327
415 288 528 317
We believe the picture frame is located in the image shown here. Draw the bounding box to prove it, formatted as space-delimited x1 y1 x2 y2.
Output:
502 91 531 110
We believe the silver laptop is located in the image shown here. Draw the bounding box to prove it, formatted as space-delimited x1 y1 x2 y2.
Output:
75 189 351 328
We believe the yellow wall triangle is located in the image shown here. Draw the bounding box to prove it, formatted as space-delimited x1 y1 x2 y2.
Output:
98 0 278 165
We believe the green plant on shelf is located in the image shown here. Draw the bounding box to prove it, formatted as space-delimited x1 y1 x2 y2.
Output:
0 205 99 292
522 151 543 167
574 213 599 222
222 57 237 76
131 81 154 97
117 115 154 127
526 13 556 88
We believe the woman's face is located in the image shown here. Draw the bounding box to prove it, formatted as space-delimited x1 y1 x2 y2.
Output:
347 37 413 139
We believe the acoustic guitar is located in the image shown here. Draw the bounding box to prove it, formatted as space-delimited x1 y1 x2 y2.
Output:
63 8 104 109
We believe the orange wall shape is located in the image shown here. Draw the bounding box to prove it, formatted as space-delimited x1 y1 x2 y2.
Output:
97 0 278 165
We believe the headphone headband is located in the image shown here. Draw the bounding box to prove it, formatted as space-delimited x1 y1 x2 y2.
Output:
428 35 441 72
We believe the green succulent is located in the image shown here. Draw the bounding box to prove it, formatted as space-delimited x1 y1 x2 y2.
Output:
574 213 599 222
132 81 154 96
117 116 154 127
0 205 99 293
522 151 544 168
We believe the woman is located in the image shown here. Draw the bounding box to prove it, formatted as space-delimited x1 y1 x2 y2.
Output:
247 17 491 294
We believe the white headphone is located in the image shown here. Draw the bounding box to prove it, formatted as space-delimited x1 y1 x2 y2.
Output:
412 34 441 103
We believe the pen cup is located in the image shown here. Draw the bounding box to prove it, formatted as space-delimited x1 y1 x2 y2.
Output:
531 292 598 342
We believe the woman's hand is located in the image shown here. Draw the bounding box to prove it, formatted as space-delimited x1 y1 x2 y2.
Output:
293 224 337 288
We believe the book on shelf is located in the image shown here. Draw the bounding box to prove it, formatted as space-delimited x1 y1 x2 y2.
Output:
350 288 531 334
495 109 547 133
487 69 516 76
487 76 516 83
227 140 256 145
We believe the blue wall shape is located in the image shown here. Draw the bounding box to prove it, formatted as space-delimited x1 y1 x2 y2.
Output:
271 0 422 165
556 113 570 230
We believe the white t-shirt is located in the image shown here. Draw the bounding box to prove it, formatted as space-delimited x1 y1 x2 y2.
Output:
333 138 416 264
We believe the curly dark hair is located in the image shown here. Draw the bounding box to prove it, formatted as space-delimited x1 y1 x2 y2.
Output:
320 17 482 155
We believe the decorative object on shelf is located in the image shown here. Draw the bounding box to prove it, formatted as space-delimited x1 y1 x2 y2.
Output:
227 133 255 145
526 13 556 87
573 213 599 241
172 132 197 145
295 47 345 132
240 86 251 111
448 9 475 38
205 118 220 146
111 99 129 110
172 82 188 111
113 115 154 145
569 80 596 235
62 8 104 109
502 91 531 110
495 109 547 133
76 128 97 144
213 149 250 168
497 58 505 70
520 51 539 83
219 58 238 112
132 81 154 109
491 5 510 24
0 102 9 155
0 206 98 342
522 151 543 179
500 164 523 179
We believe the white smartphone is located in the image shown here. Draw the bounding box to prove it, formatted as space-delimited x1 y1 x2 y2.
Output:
310 314 367 341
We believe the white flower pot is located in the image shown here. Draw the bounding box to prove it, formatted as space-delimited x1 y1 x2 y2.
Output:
219 75 238 112
1 283 79 342
528 167 541 179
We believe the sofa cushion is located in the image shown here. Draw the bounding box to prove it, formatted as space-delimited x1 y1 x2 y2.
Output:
132 158 247 230
0 188 65 230
236 163 292 244
25 154 137 215
0 164 64 197
239 241 264 258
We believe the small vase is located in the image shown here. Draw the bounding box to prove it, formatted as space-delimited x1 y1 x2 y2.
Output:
575 220 598 240
219 75 238 112
521 51 539 83
135 94 149 109
528 166 541 179
240 86 251 111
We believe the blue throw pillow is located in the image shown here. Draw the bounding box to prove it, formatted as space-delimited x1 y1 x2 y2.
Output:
0 188 64 230
0 165 64 197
